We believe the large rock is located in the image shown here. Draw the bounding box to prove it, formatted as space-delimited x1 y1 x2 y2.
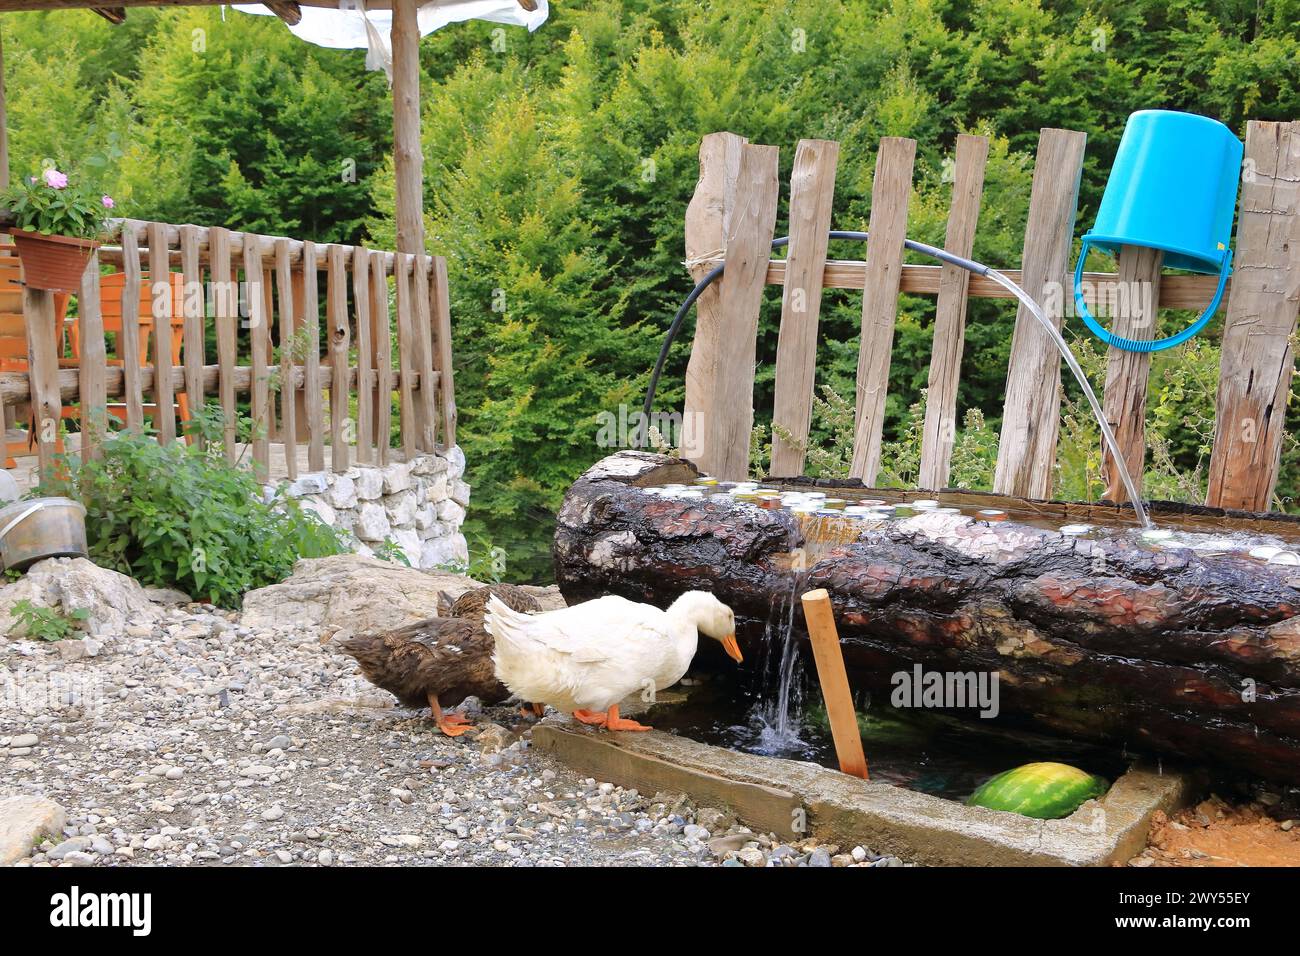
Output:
0 557 159 638
239 554 480 634
240 553 566 634
0 796 66 865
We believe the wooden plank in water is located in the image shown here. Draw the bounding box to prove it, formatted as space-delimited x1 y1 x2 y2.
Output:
118 223 145 434
801 588 869 780
769 138 839 477
1206 120 1300 511
919 133 987 491
1099 246 1162 504
430 255 456 451
179 225 205 440
352 246 373 465
77 248 107 463
209 227 237 461
275 239 297 480
372 251 393 466
327 243 351 472
148 221 176 445
849 136 916 483
301 240 324 472
993 128 1087 499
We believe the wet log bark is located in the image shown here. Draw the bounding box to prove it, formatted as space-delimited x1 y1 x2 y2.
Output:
554 452 1300 784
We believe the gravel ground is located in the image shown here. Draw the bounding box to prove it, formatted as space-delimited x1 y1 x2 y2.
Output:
2 601 902 868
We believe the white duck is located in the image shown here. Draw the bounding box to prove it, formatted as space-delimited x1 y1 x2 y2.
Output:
486 591 743 731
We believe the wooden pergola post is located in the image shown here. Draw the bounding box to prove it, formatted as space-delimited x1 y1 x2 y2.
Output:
0 25 9 191
390 0 423 256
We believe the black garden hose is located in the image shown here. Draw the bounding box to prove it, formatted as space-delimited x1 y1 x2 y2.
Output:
641 230 987 419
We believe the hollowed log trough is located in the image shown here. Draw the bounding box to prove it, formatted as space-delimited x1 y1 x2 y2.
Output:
554 452 1300 785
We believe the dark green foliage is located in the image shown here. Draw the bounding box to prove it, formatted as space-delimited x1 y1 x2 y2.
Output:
5 1 1299 581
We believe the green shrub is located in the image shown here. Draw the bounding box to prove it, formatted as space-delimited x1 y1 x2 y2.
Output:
10 599 89 642
37 427 344 608
435 534 509 584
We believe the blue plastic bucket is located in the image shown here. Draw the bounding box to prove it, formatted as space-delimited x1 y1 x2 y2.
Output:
1073 110 1243 352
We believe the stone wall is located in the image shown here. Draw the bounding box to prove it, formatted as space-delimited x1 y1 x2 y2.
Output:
271 447 469 571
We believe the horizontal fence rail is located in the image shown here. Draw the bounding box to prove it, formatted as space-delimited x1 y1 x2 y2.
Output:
684 121 1300 512
695 257 1234 312
4 218 457 481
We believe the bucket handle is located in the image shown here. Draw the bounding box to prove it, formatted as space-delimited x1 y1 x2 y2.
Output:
0 502 44 570
0 502 44 543
1072 239 1231 353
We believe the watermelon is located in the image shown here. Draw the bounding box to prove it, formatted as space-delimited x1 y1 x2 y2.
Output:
966 762 1109 819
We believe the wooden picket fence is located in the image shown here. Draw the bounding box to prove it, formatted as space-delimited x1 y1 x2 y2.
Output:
683 121 1300 512
6 218 457 482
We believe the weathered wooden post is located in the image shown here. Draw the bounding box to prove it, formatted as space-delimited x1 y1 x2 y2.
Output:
391 0 424 257
147 222 177 445
849 137 916 484
1098 247 1163 503
993 128 1087 499
918 133 988 490
770 139 839 477
1206 120 1300 512
21 286 61 476
682 134 779 479
77 248 107 463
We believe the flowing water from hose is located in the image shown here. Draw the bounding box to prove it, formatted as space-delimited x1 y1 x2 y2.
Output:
985 269 1151 529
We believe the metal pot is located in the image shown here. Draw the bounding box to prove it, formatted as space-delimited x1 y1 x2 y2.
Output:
0 497 88 571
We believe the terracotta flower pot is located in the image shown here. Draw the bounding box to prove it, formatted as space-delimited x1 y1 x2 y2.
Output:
8 228 99 294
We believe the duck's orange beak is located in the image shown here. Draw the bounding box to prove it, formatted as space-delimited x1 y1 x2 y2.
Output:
721 633 743 663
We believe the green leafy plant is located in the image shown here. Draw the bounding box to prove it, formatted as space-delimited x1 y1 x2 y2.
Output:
10 599 89 642
373 537 412 567
436 534 508 583
37 421 344 608
2 165 118 240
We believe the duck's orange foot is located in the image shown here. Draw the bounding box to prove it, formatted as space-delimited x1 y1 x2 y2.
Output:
430 702 472 737
607 716 652 732
572 709 608 727
436 717 473 737
520 702 546 719
602 705 651 732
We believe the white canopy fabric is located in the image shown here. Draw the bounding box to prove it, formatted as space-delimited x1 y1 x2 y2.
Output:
232 1 549 78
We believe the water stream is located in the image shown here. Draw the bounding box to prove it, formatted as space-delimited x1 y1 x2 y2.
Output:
750 572 810 755
985 269 1151 529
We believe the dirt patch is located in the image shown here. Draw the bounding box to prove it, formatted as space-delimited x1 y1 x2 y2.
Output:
1134 796 1300 866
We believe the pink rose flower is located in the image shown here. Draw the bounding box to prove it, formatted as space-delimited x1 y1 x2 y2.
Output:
42 168 69 189
102 195 116 209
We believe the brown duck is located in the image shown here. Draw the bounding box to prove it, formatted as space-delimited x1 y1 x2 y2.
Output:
341 583 542 736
